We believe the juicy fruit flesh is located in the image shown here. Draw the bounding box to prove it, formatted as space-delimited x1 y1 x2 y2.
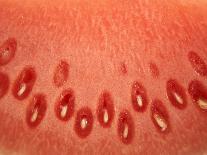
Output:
0 0 207 155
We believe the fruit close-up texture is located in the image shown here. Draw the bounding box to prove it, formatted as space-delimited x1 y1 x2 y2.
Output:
0 0 207 155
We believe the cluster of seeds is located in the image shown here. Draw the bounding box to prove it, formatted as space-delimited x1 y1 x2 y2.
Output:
0 38 207 144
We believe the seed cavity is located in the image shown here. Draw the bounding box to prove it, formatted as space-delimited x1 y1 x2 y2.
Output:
12 67 36 100
149 62 160 78
0 72 9 99
103 109 109 123
117 110 134 144
120 62 127 75
166 79 187 109
97 91 114 128
80 118 88 129
55 89 75 121
151 100 170 133
26 94 47 128
0 38 17 66
136 95 143 107
188 80 207 111
153 113 168 132
131 81 148 112
17 83 26 96
60 105 68 118
197 98 207 110
188 51 207 76
30 108 38 123
173 92 183 104
123 124 129 139
74 107 93 138
53 60 69 88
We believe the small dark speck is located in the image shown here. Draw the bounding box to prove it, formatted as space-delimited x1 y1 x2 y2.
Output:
149 62 160 78
120 62 128 75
